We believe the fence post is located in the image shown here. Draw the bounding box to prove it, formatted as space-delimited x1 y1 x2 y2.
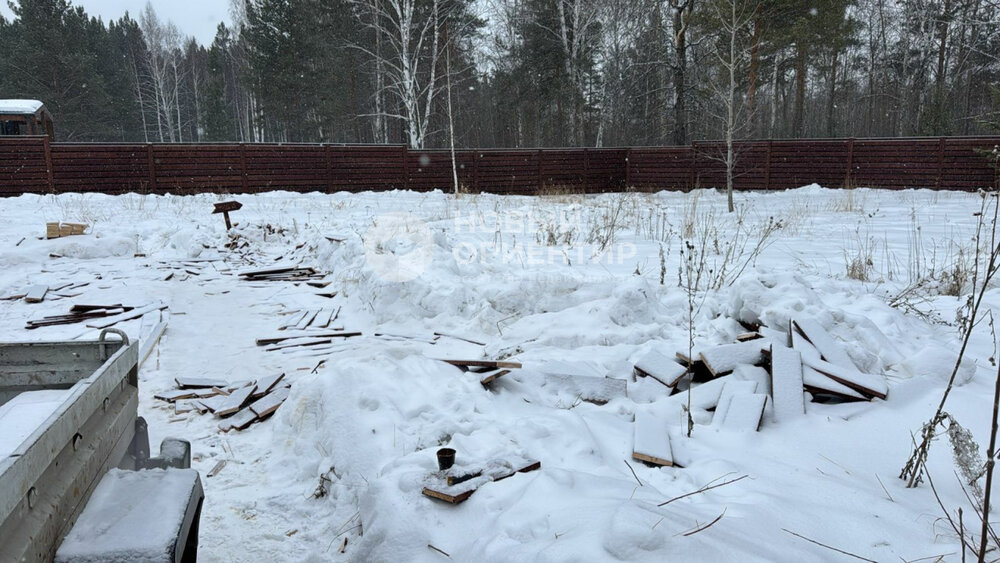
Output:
473 151 480 192
537 149 543 193
42 136 54 193
763 140 772 190
239 143 248 193
324 143 332 193
689 141 698 190
146 144 157 193
844 137 855 188
936 137 946 189
625 148 632 189
402 145 409 190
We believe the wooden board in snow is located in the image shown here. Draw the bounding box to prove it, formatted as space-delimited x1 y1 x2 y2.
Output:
720 394 768 431
633 351 688 387
769 345 805 420
712 380 759 426
251 373 286 398
480 369 511 386
219 407 257 432
664 377 729 411
791 318 858 370
249 386 290 418
24 285 48 303
632 410 673 466
153 389 197 402
214 384 258 417
173 376 228 389
699 340 770 377
441 359 522 370
85 302 167 329
802 356 888 400
802 367 866 401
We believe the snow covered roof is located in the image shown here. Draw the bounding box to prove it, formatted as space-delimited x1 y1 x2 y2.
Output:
0 99 45 115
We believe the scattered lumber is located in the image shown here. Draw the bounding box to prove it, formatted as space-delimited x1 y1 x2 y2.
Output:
713 380 759 426
374 332 439 344
219 407 257 432
256 331 358 346
46 222 87 239
698 340 769 378
632 409 673 466
791 319 857 370
802 356 888 400
634 351 688 387
153 389 197 402
422 457 541 504
479 369 511 386
802 367 866 401
24 285 48 303
207 460 227 478
86 302 168 329
174 376 228 389
251 373 286 398
249 387 290 418
239 266 324 282
264 335 361 352
25 307 129 329
434 332 487 346
441 359 522 370
719 394 768 431
214 384 258 417
768 346 806 421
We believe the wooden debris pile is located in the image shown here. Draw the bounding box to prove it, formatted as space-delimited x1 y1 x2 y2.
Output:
440 359 522 387
257 306 360 353
3 282 90 304
630 317 889 468
26 302 166 330
153 373 291 432
46 222 88 239
422 456 541 504
239 266 325 282
158 258 230 282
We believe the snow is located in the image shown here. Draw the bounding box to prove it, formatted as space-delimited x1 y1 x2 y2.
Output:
0 389 69 457
55 468 198 562
0 99 44 115
633 408 673 466
0 185 996 561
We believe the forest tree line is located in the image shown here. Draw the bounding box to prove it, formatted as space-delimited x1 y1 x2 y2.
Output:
0 0 998 147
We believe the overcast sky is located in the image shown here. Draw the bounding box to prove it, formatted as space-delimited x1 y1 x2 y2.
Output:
0 0 232 46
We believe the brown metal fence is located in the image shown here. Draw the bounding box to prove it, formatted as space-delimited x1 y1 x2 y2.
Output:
0 136 997 196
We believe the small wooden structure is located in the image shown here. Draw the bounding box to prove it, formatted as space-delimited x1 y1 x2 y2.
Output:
0 100 54 139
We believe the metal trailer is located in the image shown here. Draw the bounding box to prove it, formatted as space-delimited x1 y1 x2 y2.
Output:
0 329 202 562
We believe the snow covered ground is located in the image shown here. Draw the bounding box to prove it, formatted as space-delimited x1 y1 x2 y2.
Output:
0 185 996 561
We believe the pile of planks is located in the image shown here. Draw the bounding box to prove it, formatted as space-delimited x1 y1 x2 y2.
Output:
153 374 291 432
440 359 521 386
422 456 541 504
3 282 90 304
239 266 325 282
630 317 889 467
26 302 167 330
46 222 88 239
159 258 230 282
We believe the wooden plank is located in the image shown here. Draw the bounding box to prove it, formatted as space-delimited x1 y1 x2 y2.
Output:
712 380 759 426
251 373 286 398
153 389 197 402
219 407 257 432
23 285 48 303
698 340 769 377
214 384 258 417
769 345 805 421
207 460 227 478
791 318 857 370
295 309 320 330
249 387 291 418
421 457 540 504
632 409 673 466
633 351 688 387
85 302 167 329
441 359 522 370
173 376 228 389
802 366 867 401
480 369 510 386
313 308 334 329
256 331 358 346
720 394 768 431
803 356 888 400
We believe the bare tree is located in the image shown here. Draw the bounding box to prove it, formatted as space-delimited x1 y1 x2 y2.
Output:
669 0 695 146
139 2 186 143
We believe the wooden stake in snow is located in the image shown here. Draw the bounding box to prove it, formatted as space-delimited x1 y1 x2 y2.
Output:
632 410 673 466
212 200 242 230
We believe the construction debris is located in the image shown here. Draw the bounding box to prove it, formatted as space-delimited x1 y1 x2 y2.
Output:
422 457 541 504
239 266 325 282
46 222 88 239
634 350 688 387
632 409 673 467
153 375 293 433
24 285 48 303
26 304 134 329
